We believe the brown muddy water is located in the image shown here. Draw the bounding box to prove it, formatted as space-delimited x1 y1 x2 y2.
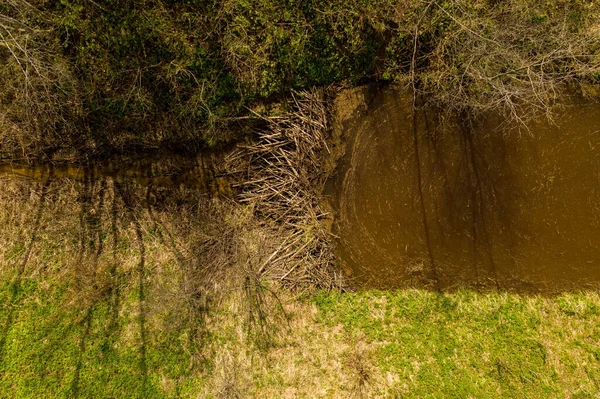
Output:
0 153 231 197
327 86 600 292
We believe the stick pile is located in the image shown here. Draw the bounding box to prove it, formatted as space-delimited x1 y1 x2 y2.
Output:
226 88 341 289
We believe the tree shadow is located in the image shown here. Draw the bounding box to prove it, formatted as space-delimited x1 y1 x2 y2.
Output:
70 307 94 398
104 180 123 347
0 175 52 364
70 172 110 397
144 182 217 350
0 159 226 393
412 98 440 291
416 103 517 291
115 180 148 395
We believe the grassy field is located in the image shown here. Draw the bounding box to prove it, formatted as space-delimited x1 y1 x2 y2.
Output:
3 1 600 395
314 290 600 398
1 280 599 398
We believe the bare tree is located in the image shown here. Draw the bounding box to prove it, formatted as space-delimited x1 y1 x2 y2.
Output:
0 0 79 159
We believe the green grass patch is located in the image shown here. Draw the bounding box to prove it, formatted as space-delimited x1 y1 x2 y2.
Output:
0 278 205 398
2 280 600 397
313 289 600 398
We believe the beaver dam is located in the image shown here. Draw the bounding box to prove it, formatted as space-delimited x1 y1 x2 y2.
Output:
0 89 337 293
327 86 600 292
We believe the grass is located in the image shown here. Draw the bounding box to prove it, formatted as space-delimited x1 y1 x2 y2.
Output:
1 278 599 397
313 290 600 398
0 277 214 398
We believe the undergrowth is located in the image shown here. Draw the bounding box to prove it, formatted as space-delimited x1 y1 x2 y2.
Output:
1 0 600 159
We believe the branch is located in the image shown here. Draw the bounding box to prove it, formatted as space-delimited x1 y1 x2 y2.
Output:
0 14 35 34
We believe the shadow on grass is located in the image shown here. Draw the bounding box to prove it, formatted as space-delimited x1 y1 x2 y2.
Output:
0 169 224 396
70 173 110 397
0 176 52 364
116 180 148 395
70 307 94 398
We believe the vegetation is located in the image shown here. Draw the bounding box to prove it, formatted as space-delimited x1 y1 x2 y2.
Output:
2 0 600 159
314 290 600 398
0 172 271 397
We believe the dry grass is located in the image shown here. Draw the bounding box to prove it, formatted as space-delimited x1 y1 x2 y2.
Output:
0 172 240 340
407 0 600 124
0 167 371 397
199 294 379 399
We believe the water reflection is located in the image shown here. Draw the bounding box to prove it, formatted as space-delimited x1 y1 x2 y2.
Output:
329 87 600 292
0 152 231 197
